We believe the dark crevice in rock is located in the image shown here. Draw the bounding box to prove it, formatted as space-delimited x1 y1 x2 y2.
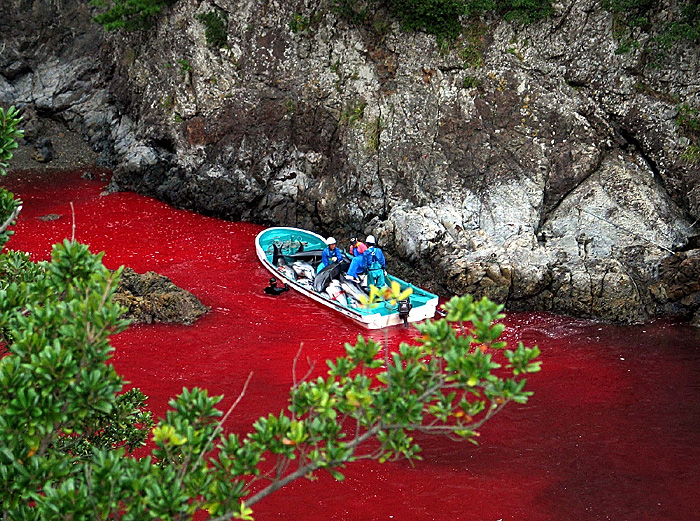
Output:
548 1 578 36
538 148 607 233
674 234 700 252
150 136 177 155
617 126 665 188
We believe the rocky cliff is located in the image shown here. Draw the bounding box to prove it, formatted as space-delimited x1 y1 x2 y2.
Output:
2 0 699 323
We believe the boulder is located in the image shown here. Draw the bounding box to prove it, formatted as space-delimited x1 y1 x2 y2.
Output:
114 268 209 325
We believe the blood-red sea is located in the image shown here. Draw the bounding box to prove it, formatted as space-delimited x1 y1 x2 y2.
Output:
4 169 700 521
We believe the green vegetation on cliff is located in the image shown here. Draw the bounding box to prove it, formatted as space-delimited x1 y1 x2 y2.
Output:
603 0 700 54
91 0 178 31
92 0 554 38
332 0 553 39
90 0 698 59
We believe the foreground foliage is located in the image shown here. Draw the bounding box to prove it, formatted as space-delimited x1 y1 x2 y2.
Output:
0 106 23 248
0 105 539 519
0 243 540 519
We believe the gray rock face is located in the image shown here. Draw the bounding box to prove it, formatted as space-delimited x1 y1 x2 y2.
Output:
0 0 118 164
2 0 699 322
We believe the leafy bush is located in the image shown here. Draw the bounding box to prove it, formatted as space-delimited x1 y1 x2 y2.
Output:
0 250 42 288
463 75 482 88
331 0 553 42
331 0 376 26
178 58 192 76
600 0 655 15
0 265 540 519
390 0 553 38
341 99 368 125
196 10 228 47
0 189 20 250
289 12 310 33
0 106 22 249
0 106 22 177
603 0 699 53
659 1 700 46
91 0 178 31
462 0 553 25
676 104 700 136
0 250 43 350
390 0 467 40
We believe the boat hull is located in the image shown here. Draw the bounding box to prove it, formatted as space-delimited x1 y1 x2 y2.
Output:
256 227 438 329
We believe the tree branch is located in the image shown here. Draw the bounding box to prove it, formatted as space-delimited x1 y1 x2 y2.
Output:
201 372 253 459
0 203 21 235
239 425 382 512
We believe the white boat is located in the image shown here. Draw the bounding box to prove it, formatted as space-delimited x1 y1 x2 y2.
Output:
255 227 439 329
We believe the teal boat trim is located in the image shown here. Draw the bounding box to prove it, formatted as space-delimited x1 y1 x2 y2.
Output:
255 227 438 329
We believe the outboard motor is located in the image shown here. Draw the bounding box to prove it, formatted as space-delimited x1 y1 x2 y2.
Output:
398 298 412 328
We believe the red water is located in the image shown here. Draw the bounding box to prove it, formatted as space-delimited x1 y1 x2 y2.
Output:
4 169 700 521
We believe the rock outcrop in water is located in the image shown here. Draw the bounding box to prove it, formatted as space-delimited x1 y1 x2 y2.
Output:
114 268 209 325
1 0 699 323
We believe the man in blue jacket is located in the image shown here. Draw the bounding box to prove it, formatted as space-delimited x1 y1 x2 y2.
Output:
364 235 386 288
318 237 343 272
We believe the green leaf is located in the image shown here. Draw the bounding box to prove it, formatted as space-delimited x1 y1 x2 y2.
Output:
328 468 345 481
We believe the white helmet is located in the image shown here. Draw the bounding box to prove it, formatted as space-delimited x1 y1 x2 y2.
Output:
326 237 336 245
365 235 376 244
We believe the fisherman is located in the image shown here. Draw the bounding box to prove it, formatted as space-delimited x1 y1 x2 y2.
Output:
345 236 367 282
362 235 386 288
349 236 367 257
317 237 344 273
264 277 289 295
